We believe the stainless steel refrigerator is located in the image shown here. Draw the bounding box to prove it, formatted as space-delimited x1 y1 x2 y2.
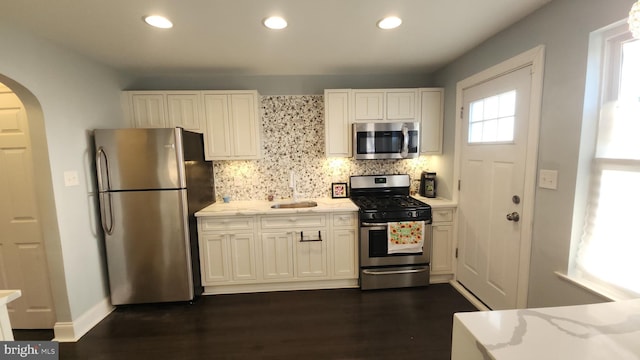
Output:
94 128 215 305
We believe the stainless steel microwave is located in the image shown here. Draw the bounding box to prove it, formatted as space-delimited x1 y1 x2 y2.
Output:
352 122 420 160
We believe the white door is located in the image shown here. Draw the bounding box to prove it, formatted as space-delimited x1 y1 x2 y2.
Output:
0 83 56 328
456 66 532 310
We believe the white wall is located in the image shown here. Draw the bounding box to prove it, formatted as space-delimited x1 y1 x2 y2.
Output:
432 0 636 307
0 23 130 325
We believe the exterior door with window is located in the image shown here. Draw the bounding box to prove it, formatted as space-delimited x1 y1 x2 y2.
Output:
457 66 532 310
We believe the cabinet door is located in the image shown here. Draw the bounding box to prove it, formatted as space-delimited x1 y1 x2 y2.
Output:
295 230 327 278
332 229 357 278
229 93 260 158
431 224 454 274
200 234 230 284
203 94 232 158
131 94 167 128
167 93 202 132
230 233 257 281
420 88 444 154
387 90 417 120
261 232 294 280
354 91 384 120
324 90 352 157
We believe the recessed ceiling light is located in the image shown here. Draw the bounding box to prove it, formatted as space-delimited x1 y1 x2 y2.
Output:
263 16 288 30
377 16 402 30
143 15 173 29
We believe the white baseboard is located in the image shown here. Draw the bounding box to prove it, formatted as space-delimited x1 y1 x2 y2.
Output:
53 297 114 342
204 279 359 295
449 280 490 311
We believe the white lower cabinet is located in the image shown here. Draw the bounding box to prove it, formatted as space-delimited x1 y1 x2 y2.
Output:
197 211 358 293
430 207 456 283
331 213 358 279
295 229 328 278
260 231 294 280
200 233 230 283
199 216 257 285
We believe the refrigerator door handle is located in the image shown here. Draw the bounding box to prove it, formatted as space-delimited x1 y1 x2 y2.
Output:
96 147 114 235
95 147 111 192
98 192 114 235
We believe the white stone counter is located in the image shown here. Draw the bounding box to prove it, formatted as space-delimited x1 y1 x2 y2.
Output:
195 197 358 217
452 299 640 360
196 197 454 217
412 195 457 208
0 290 22 341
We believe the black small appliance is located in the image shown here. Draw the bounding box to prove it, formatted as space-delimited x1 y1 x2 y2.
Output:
419 171 437 198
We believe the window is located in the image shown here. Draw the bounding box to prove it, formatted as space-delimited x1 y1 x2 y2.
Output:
468 90 516 143
573 24 640 298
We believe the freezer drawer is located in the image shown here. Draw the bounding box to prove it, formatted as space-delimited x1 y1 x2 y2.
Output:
101 189 194 305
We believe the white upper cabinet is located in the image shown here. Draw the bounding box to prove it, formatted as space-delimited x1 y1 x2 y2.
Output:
126 91 203 132
202 90 261 160
353 89 418 122
386 90 418 120
419 88 444 154
123 90 261 160
323 87 443 158
130 93 166 128
324 89 352 157
167 93 203 132
354 91 384 120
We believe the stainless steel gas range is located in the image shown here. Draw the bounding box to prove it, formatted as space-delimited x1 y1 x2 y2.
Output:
350 174 433 290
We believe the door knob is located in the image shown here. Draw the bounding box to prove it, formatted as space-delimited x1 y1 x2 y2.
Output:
506 212 520 222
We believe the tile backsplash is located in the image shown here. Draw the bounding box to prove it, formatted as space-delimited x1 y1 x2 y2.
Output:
213 95 431 201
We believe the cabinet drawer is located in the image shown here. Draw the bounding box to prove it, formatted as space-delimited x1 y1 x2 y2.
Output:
199 216 255 232
432 209 454 223
332 213 357 227
261 215 326 229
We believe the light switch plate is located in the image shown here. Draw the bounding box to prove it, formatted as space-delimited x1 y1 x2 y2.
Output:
539 169 558 190
64 170 80 187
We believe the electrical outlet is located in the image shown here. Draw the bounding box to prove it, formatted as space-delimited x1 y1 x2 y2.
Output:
64 170 80 187
539 169 558 190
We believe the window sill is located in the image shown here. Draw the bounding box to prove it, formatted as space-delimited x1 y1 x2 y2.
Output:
555 271 635 302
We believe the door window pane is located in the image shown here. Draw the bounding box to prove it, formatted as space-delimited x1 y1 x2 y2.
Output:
468 90 516 143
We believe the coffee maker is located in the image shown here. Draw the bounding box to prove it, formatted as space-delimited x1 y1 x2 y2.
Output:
419 171 436 198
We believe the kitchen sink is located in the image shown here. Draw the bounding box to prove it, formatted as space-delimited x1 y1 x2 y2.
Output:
270 201 318 209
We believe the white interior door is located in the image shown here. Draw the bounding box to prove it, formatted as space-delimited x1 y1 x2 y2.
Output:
456 66 532 310
0 83 56 328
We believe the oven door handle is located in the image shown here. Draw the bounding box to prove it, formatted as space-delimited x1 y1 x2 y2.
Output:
362 268 429 276
360 222 388 230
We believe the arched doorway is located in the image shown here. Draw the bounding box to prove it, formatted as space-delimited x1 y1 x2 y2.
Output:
0 76 69 330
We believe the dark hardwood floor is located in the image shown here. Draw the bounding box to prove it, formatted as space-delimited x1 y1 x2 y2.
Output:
14 284 476 359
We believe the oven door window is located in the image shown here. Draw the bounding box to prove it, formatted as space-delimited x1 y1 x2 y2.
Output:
368 228 389 257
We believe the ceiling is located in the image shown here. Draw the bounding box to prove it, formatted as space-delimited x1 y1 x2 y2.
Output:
1 0 552 77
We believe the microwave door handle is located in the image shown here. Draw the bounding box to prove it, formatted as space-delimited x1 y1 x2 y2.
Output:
400 124 409 158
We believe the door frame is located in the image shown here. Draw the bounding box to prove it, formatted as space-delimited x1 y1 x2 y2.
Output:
452 45 545 308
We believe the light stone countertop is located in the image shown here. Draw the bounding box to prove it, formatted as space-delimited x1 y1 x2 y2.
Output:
0 290 21 305
411 195 457 208
195 197 359 217
452 299 640 360
195 196 456 217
